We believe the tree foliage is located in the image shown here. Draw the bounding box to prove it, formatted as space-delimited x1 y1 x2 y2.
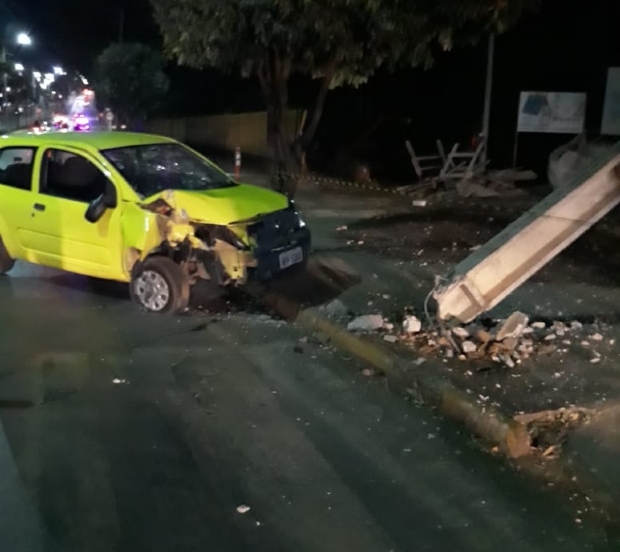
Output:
94 43 169 126
151 0 538 195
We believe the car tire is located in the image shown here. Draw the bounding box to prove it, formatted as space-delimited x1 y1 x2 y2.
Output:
0 237 15 274
130 256 190 314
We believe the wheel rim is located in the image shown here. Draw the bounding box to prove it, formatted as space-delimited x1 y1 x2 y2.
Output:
134 270 170 312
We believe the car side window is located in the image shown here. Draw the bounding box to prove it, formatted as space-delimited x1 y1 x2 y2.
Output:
0 147 36 191
40 149 107 203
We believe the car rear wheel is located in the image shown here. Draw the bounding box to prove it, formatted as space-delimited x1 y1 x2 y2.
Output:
0 237 15 274
130 256 190 314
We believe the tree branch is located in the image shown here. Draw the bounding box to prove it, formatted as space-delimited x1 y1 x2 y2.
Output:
256 56 268 96
297 59 337 149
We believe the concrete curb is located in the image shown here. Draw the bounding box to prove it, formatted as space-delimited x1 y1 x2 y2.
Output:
259 290 531 459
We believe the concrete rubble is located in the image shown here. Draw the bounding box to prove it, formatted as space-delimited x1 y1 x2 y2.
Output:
393 168 536 198
402 315 422 335
343 303 606 368
404 314 604 367
347 314 386 332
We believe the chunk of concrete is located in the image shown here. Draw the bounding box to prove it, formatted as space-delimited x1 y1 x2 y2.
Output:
321 299 349 320
402 315 422 335
347 315 385 332
496 312 530 341
462 341 478 354
452 327 470 339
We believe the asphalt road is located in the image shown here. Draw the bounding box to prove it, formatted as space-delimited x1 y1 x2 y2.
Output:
0 262 616 552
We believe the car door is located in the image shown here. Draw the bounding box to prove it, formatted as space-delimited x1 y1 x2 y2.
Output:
0 146 39 259
20 146 123 279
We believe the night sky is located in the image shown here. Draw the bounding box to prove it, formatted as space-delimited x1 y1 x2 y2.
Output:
2 0 158 71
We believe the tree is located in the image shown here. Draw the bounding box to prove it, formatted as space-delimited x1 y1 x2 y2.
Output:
151 0 538 196
94 43 169 129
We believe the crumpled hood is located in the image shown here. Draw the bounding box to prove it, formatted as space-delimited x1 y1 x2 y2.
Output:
142 184 289 225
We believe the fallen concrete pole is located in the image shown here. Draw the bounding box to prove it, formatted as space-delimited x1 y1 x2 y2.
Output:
434 143 620 323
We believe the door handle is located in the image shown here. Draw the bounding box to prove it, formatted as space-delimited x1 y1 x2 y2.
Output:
33 203 46 212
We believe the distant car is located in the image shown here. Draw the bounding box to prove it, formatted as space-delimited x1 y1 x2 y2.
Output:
0 132 310 313
52 115 70 132
72 114 90 132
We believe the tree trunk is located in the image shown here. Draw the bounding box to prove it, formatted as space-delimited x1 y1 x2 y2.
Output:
258 53 335 198
258 52 300 197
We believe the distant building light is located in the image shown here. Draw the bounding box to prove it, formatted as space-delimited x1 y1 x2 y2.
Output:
14 63 24 72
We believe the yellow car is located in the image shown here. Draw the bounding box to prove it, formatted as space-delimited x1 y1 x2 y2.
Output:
0 132 310 313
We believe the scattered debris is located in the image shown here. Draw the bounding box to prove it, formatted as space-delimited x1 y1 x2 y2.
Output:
387 309 604 368
383 335 398 344
402 315 422 335
456 179 499 198
320 299 349 321
347 314 385 332
412 200 428 208
236 505 251 514
496 312 529 341
461 341 477 354
452 327 470 339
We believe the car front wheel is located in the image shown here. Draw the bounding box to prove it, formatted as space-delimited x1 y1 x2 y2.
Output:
130 256 190 314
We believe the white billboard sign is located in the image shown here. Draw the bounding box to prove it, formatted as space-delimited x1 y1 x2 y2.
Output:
602 68 620 136
517 91 586 134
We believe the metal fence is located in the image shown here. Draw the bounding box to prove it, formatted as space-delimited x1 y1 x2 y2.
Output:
0 105 41 133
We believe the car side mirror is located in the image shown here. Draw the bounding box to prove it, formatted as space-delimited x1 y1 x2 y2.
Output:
85 180 117 224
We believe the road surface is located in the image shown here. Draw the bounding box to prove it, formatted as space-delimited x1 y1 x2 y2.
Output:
0 262 615 551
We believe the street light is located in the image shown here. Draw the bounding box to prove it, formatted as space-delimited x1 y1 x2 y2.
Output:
16 33 32 46
1 31 33 111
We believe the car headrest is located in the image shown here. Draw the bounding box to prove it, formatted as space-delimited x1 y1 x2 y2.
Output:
62 156 99 187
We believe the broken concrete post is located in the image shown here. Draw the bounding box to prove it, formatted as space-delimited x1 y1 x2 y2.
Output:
433 146 620 323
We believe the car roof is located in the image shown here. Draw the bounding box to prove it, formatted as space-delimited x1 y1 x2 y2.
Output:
0 131 177 151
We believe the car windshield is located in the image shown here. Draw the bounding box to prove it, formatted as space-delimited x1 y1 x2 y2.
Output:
101 143 236 197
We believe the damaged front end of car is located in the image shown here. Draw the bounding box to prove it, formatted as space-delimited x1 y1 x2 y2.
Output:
121 190 311 289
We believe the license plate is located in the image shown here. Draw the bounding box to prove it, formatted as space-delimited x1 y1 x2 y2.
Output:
279 247 303 270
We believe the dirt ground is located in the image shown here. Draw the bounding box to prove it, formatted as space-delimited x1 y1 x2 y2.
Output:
342 196 620 289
